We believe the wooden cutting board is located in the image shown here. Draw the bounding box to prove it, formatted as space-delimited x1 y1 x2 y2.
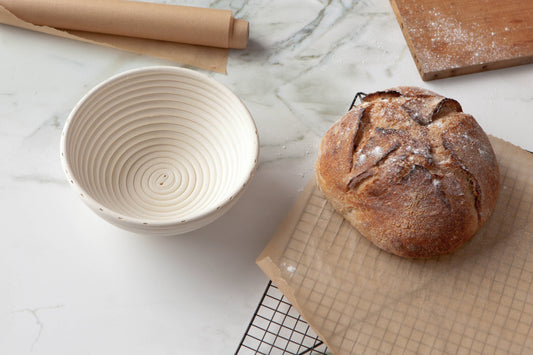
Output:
390 0 533 80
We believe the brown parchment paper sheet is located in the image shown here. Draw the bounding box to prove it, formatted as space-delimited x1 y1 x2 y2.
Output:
0 2 230 73
258 136 533 354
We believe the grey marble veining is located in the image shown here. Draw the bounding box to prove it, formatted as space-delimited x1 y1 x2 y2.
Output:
0 0 532 354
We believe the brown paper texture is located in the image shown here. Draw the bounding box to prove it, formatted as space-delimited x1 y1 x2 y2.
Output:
0 2 230 73
0 0 249 48
258 136 533 354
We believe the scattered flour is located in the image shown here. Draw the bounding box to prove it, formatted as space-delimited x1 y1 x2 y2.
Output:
403 6 510 72
358 153 367 165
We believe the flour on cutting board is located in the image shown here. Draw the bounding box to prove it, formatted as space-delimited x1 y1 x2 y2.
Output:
392 0 533 79
406 9 506 72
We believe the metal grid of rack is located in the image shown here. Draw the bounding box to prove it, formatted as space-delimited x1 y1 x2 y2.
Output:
236 281 329 355
236 92 371 355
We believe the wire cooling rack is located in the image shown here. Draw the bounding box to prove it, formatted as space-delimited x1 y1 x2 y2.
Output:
236 92 370 355
235 281 329 355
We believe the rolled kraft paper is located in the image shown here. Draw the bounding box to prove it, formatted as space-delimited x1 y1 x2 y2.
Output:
0 0 249 49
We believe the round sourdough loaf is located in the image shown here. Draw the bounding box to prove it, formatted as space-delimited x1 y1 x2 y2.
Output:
315 87 500 258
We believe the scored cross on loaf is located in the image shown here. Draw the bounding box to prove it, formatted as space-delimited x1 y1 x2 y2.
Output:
315 87 500 258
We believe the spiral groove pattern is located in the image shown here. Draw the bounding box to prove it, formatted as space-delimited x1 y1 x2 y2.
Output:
61 67 258 235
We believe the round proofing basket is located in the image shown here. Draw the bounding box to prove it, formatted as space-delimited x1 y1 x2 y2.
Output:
60 66 259 236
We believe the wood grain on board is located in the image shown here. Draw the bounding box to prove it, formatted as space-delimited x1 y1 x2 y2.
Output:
390 0 533 80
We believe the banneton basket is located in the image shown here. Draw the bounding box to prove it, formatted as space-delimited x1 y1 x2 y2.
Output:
60 66 259 236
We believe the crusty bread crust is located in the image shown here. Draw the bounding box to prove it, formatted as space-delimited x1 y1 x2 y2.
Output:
315 87 500 258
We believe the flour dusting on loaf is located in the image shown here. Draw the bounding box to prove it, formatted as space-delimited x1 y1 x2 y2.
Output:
315 87 500 258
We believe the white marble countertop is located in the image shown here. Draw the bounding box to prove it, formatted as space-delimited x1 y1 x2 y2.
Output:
1 0 532 354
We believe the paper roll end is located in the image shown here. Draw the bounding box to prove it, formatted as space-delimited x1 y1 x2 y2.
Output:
229 18 248 49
